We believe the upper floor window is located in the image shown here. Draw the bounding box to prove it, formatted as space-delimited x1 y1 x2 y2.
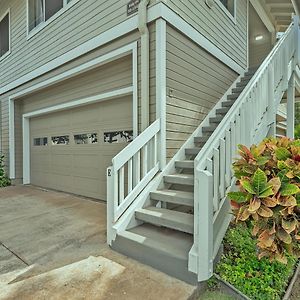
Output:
0 11 10 59
28 0 74 33
219 0 235 17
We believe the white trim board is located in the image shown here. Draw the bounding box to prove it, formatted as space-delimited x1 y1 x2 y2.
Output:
249 0 275 33
156 18 167 169
1 2 244 95
9 43 138 180
0 8 11 63
22 87 133 184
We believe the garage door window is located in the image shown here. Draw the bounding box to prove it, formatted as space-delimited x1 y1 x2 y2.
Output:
104 130 133 144
51 135 69 145
74 133 98 145
34 137 48 146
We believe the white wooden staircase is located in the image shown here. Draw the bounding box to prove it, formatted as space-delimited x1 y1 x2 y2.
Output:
107 18 300 284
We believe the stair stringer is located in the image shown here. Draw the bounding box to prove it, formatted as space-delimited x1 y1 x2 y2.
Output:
110 71 245 248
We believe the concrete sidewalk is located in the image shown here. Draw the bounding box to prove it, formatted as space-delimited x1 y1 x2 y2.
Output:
0 186 197 300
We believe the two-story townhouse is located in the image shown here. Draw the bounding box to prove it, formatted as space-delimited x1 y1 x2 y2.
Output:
0 0 299 283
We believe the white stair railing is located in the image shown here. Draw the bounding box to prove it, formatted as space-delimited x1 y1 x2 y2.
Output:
192 18 299 281
107 119 160 243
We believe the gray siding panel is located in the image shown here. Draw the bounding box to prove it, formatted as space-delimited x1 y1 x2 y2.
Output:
165 0 248 69
0 0 156 88
166 26 237 159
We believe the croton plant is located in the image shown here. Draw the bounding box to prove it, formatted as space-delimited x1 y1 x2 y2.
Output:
228 137 300 264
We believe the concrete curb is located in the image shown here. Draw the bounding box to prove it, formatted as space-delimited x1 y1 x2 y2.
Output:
283 262 300 300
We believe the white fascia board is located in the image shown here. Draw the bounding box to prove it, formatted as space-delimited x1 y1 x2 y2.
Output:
249 0 275 33
1 3 245 96
159 5 244 74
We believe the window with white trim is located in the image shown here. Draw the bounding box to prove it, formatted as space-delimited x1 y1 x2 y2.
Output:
219 0 235 17
28 0 74 32
0 12 10 58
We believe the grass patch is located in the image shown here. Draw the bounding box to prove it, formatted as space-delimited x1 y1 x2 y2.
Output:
216 224 297 300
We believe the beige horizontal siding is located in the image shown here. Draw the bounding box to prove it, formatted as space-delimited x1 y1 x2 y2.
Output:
166 25 238 160
0 0 157 88
248 3 272 68
0 27 157 179
165 0 248 69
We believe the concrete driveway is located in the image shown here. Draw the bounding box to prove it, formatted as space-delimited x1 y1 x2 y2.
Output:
0 186 196 300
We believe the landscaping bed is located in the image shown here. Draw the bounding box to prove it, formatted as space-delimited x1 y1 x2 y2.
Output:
0 155 10 187
212 224 298 300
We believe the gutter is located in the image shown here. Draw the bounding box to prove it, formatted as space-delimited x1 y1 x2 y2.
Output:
138 0 150 131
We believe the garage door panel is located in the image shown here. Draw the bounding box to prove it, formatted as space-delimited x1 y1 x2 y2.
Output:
30 96 133 201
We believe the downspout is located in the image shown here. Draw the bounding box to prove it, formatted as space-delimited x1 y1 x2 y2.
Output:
138 0 150 131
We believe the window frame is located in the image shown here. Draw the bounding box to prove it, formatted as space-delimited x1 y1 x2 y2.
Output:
216 0 237 24
26 0 80 40
0 8 11 62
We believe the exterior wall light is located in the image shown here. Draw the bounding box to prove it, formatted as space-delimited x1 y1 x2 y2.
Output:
255 35 264 41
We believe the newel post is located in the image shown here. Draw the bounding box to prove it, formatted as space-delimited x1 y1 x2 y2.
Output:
196 168 214 281
107 166 115 246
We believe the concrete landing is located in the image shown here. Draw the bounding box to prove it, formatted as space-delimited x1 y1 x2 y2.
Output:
0 186 197 300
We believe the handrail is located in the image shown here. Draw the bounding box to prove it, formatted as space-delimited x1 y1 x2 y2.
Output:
194 22 295 167
193 18 299 282
107 119 161 244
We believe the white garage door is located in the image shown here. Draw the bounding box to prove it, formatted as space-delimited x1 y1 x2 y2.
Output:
30 96 133 200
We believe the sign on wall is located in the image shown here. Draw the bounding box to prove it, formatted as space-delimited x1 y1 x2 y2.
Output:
127 0 141 16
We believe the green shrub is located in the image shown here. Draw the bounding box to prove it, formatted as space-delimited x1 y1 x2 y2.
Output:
227 137 300 263
0 155 10 187
216 224 297 300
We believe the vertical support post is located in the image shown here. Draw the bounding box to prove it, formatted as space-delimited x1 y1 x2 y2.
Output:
195 169 214 281
8 97 15 179
156 18 167 169
267 64 276 137
22 116 30 184
287 73 295 138
293 15 300 66
107 166 116 245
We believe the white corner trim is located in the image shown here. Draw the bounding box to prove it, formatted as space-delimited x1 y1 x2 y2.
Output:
132 45 138 138
156 18 167 169
21 87 134 184
8 97 15 179
249 0 275 33
1 2 245 96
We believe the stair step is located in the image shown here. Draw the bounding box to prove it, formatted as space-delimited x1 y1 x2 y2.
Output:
202 125 216 133
245 69 256 76
112 223 196 284
232 86 244 93
164 174 194 186
210 115 223 123
241 75 252 82
236 81 248 88
227 93 239 100
216 107 229 115
150 189 194 206
185 147 202 156
222 100 235 108
175 160 194 169
135 207 194 234
194 136 209 144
